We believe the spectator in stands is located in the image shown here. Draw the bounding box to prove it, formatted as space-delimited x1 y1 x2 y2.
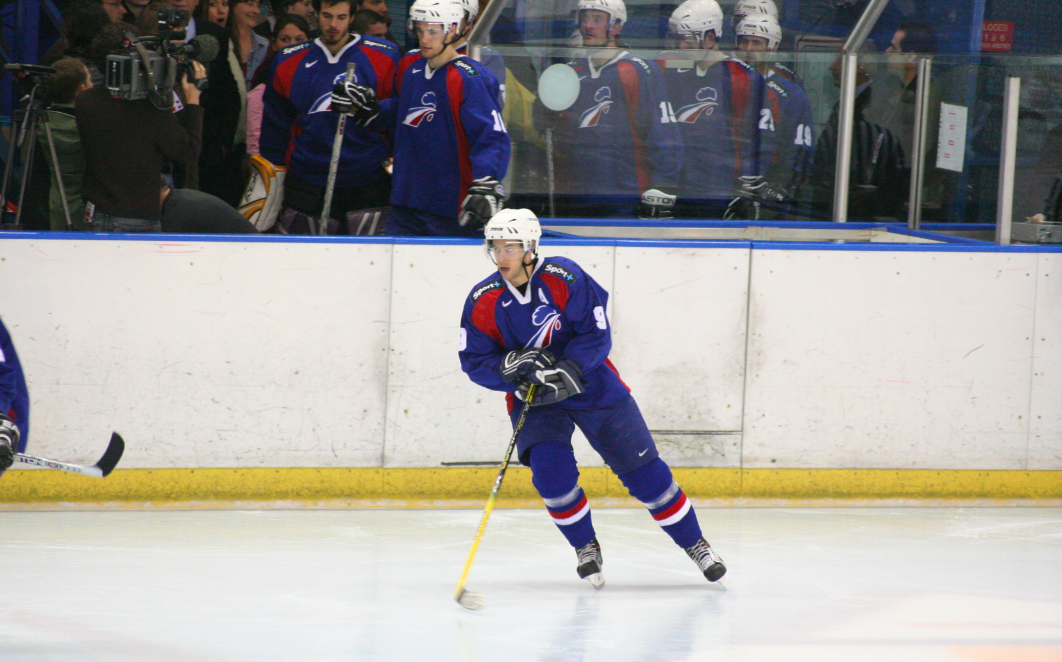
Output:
99 0 125 22
812 49 907 221
121 0 150 22
41 0 110 83
195 0 230 26
76 27 206 232
254 0 315 38
351 8 386 38
867 20 937 161
246 14 312 156
229 0 270 84
40 58 92 230
160 176 259 232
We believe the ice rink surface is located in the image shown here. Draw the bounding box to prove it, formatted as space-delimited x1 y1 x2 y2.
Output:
2 506 1061 662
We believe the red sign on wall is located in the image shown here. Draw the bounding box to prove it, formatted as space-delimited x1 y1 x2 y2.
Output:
982 22 1014 52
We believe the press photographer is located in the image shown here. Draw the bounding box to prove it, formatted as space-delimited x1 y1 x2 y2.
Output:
76 17 210 231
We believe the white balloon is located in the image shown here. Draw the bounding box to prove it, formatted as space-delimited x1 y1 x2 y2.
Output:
537 63 581 111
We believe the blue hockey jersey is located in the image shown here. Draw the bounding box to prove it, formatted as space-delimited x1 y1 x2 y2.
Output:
554 52 682 203
760 69 815 190
260 35 400 188
659 54 766 202
0 316 29 452
382 55 509 220
459 257 630 411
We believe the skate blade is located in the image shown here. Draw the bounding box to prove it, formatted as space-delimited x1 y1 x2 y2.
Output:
584 572 605 589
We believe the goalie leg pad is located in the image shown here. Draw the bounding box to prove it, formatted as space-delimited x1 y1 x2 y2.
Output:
239 155 287 231
528 439 596 549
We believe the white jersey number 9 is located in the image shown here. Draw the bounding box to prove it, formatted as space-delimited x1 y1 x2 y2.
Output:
593 306 607 330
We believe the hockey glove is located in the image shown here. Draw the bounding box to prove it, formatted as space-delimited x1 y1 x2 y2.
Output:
724 176 791 220
522 359 586 406
0 414 19 472
499 348 557 384
459 176 505 230
638 188 678 219
331 81 380 126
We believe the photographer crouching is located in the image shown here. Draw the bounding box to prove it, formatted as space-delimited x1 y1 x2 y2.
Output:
76 16 212 232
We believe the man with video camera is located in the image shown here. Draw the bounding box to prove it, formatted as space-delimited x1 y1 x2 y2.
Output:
76 21 208 231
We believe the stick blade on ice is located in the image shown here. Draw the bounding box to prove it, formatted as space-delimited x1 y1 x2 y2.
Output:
456 589 485 611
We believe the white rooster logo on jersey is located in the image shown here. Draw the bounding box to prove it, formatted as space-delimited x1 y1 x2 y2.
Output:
578 86 613 128
528 303 562 348
403 91 437 127
676 86 719 123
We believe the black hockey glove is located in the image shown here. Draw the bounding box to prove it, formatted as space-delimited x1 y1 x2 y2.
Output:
331 81 380 127
724 176 791 221
520 359 586 406
0 414 19 472
499 348 557 384
638 187 677 219
459 176 505 230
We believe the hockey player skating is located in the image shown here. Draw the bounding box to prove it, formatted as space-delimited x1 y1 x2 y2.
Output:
660 0 768 218
729 12 814 219
544 0 682 219
0 316 30 479
340 0 509 236
458 208 727 587
260 0 400 232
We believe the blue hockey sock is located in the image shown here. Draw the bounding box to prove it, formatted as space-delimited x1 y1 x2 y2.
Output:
618 458 703 549
528 440 596 549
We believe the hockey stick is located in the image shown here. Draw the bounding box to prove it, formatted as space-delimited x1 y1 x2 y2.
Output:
455 385 536 610
317 62 358 236
14 432 125 478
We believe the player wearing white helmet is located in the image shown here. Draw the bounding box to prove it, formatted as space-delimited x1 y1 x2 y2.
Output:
540 0 681 219
658 0 770 218
343 0 509 236
726 13 813 219
460 209 727 589
731 0 777 28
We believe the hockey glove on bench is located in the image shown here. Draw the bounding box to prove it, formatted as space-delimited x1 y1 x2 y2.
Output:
516 359 586 406
499 348 556 384
331 81 380 127
724 176 791 220
459 176 505 230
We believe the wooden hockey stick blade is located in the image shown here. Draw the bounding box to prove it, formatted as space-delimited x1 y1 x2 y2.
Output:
15 432 125 478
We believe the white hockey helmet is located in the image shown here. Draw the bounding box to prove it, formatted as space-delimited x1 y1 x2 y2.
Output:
735 14 782 49
407 0 465 34
575 0 627 28
457 0 478 25
483 208 542 261
732 0 778 25
669 0 724 42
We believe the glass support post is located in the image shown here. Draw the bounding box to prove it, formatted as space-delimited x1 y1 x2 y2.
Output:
995 77 1021 246
907 57 933 231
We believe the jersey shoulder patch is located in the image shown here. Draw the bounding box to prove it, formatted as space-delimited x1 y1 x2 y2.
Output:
540 260 579 284
280 40 313 58
452 58 480 77
766 79 789 99
362 38 397 52
626 56 655 77
470 278 504 303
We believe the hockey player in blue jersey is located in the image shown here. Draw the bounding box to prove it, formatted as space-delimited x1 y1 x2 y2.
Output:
459 208 727 588
260 0 400 230
546 0 682 219
0 316 30 478
339 0 509 236
660 0 768 218
728 13 814 220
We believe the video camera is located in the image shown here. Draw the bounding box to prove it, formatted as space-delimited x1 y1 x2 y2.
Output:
105 7 219 108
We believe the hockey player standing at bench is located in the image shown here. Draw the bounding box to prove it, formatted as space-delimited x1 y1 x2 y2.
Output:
260 0 400 231
338 0 509 236
458 208 727 588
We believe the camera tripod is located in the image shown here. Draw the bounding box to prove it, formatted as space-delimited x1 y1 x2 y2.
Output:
0 63 74 231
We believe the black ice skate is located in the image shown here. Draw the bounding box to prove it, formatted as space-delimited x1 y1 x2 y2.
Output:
575 537 604 588
685 538 726 582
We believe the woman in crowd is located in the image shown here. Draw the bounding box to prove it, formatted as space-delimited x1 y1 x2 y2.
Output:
229 0 270 84
195 0 230 27
254 0 314 38
246 14 311 156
